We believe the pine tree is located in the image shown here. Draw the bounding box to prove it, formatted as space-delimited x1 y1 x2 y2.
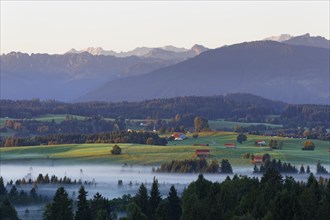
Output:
0 177 7 196
135 183 150 218
44 186 74 220
0 198 19 220
167 185 181 220
299 164 305 174
91 193 111 220
30 187 37 198
149 178 162 220
9 185 18 197
75 186 91 220
220 159 233 174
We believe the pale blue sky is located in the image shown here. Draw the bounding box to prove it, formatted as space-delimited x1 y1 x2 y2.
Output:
1 1 329 54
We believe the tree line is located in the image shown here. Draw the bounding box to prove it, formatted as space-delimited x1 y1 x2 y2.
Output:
0 95 284 122
1 115 123 137
1 131 168 147
254 159 298 174
155 159 233 174
9 173 94 186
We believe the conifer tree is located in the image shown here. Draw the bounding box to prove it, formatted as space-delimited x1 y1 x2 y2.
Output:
167 185 181 220
0 198 19 220
149 178 161 219
299 164 305 174
91 192 112 220
135 183 150 218
0 177 7 196
44 186 73 220
75 186 91 220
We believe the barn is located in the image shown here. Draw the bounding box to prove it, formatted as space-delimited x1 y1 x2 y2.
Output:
194 149 210 158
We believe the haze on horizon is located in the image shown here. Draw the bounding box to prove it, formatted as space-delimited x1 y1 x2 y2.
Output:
1 1 329 54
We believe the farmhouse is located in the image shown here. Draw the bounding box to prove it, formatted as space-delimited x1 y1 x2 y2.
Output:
252 155 263 164
194 149 210 158
224 143 236 148
171 132 187 141
255 140 266 147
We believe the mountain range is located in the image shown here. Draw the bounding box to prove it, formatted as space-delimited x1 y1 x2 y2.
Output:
80 40 329 104
66 44 208 60
1 33 329 104
0 52 181 101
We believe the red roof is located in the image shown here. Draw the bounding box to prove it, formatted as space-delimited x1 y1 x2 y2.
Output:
253 156 263 162
225 143 236 148
195 149 210 153
172 133 181 138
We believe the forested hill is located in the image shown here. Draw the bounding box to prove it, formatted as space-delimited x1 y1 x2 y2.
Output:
1 94 284 120
1 94 329 126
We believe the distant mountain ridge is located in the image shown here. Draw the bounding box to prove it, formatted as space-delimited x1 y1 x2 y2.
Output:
282 33 330 49
264 33 329 49
0 52 180 101
79 40 329 104
263 34 293 42
66 44 209 60
2 34 329 104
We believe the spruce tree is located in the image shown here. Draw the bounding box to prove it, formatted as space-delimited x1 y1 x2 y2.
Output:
220 159 233 174
167 185 181 220
44 186 73 220
91 193 111 220
149 178 162 219
299 164 305 174
135 183 150 218
0 177 7 196
75 186 91 220
0 198 19 220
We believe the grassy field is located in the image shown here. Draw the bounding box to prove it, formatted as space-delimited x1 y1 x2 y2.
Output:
0 114 87 125
29 114 87 123
208 119 282 130
1 132 329 168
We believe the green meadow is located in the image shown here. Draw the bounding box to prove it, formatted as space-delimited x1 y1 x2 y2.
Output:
208 119 282 130
1 132 329 167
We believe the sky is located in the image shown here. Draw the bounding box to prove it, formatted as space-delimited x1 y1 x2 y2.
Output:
1 1 329 54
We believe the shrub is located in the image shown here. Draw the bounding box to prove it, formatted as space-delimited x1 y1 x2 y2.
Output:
237 133 247 144
146 137 154 145
302 140 315 150
242 153 250 159
192 134 199 139
111 145 122 155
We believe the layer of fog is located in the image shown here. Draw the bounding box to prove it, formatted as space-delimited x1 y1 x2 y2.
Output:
1 164 328 220
2 164 328 199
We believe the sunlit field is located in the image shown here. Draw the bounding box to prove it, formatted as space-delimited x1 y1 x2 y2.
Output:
1 132 329 167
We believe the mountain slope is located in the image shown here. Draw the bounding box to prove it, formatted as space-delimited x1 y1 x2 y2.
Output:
80 41 330 104
282 33 329 49
0 52 179 101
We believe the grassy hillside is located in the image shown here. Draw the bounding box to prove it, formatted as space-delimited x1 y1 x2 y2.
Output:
208 119 282 130
1 132 329 168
